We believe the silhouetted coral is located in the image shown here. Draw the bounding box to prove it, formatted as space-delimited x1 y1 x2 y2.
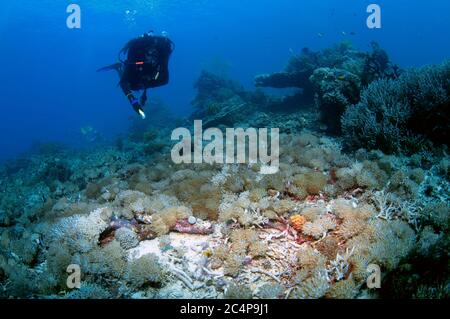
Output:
342 61 450 154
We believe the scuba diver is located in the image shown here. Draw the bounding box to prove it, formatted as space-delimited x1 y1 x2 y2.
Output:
98 31 174 119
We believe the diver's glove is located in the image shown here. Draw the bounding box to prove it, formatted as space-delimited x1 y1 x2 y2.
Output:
131 98 146 119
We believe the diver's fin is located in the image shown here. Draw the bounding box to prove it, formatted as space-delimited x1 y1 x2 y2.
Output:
97 63 122 73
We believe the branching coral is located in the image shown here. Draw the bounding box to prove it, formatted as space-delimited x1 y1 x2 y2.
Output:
326 247 354 282
371 190 399 220
361 42 401 85
342 61 450 154
369 190 422 230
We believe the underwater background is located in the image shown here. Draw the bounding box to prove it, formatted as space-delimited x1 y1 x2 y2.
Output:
0 0 449 299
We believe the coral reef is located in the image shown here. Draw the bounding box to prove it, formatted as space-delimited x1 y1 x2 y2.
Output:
189 69 316 133
342 61 450 154
289 215 307 231
65 282 112 299
255 42 401 133
125 253 166 288
189 71 259 127
0 42 448 300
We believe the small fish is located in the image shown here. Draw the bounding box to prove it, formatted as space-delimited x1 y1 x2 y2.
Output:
80 125 93 135
341 31 347 36
317 32 324 38
81 125 101 142
338 75 346 81
350 31 356 36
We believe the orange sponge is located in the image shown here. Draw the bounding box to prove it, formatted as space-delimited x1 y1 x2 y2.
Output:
290 215 307 231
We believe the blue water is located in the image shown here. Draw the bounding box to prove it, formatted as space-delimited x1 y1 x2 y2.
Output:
0 0 449 162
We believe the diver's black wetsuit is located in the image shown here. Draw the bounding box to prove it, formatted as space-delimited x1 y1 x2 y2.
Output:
99 33 174 117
